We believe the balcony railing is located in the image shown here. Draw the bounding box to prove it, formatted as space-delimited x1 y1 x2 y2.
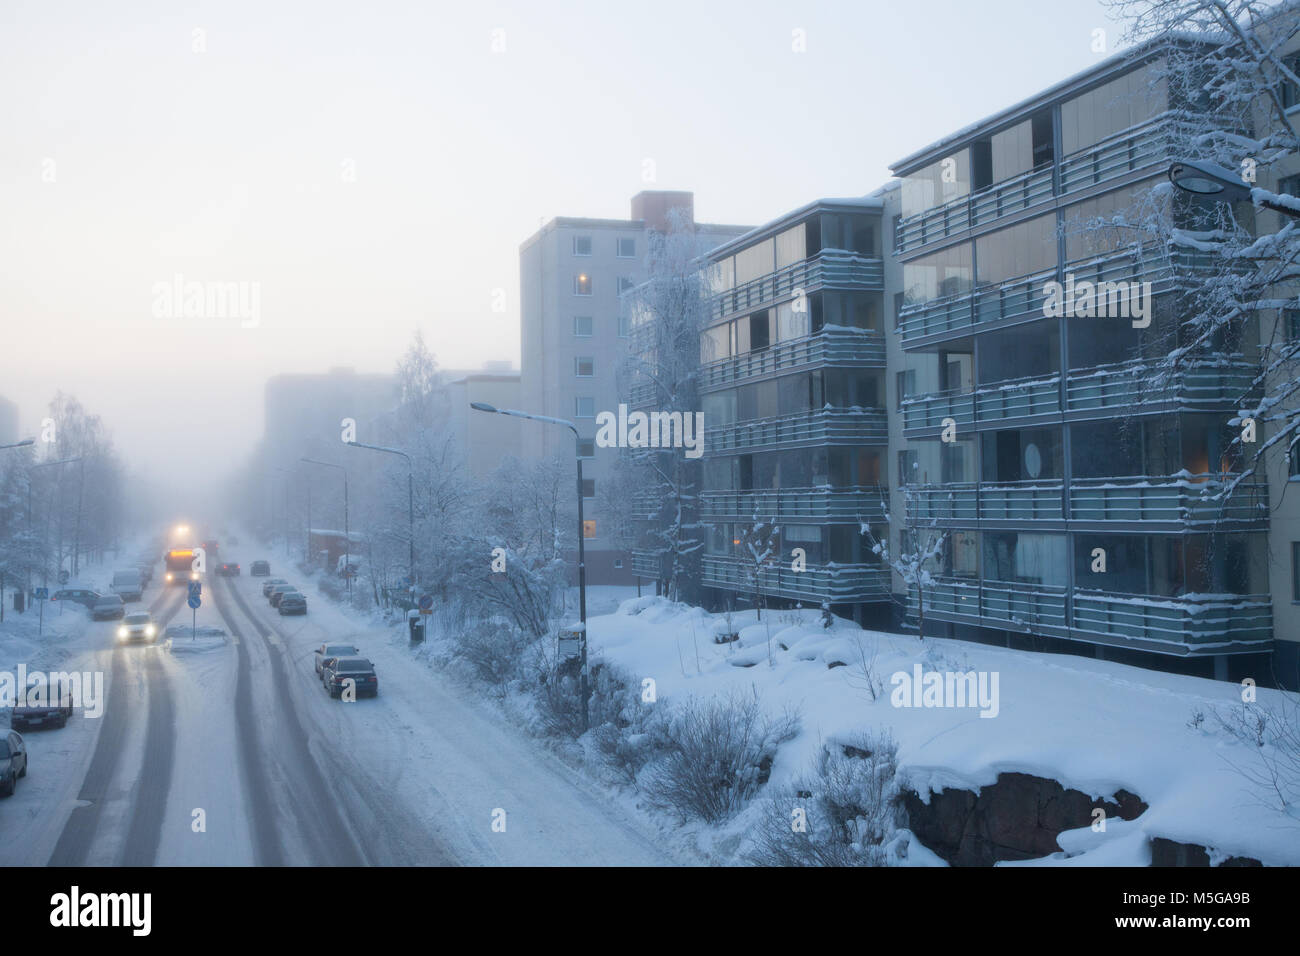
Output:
701 485 888 524
706 407 888 453
1065 358 1257 413
1071 590 1273 650
921 578 1069 629
907 481 1065 523
701 554 890 603
901 372 1060 433
894 111 1240 254
711 252 883 322
1069 474 1268 526
699 328 886 393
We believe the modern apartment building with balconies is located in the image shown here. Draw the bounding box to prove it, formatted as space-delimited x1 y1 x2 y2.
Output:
888 38 1277 680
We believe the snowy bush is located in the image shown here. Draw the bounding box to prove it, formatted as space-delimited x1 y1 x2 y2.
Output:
448 620 533 691
643 686 799 823
746 732 904 867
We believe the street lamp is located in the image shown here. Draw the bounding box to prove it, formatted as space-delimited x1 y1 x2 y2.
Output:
1169 159 1300 219
470 401 590 732
301 457 350 598
0 439 35 451
345 441 414 595
26 456 80 594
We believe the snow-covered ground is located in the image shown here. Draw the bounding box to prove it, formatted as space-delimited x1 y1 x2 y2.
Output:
584 598 1300 866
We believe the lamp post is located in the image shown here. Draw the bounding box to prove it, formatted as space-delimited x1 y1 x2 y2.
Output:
345 441 413 596
26 456 80 596
0 439 34 451
1169 159 1300 219
470 401 589 732
301 457 350 597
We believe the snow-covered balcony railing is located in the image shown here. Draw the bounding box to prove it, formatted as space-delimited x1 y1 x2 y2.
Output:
698 327 885 393
1071 590 1273 652
893 111 1240 255
630 549 663 578
1068 474 1268 527
901 372 1060 434
906 481 1065 523
918 577 1069 629
700 485 888 524
701 554 890 603
1065 357 1257 414
705 406 888 453
710 252 883 323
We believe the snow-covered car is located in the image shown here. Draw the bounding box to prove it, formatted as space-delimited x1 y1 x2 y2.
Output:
11 694 73 731
0 731 28 797
50 587 103 611
216 562 241 576
110 569 143 602
268 585 297 607
250 560 271 577
314 642 360 676
277 592 307 615
91 593 126 620
117 611 158 643
322 658 378 698
261 577 287 598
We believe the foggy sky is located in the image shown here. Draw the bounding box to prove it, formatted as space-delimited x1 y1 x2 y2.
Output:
0 0 1130 500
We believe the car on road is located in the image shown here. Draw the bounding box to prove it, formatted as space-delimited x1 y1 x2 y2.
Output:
91 593 126 620
278 592 307 615
117 611 158 643
50 587 103 610
110 569 143 602
322 657 378 698
217 561 241 576
0 731 28 796
314 642 361 676
261 577 287 597
136 563 154 587
250 560 271 577
12 694 73 731
268 585 297 608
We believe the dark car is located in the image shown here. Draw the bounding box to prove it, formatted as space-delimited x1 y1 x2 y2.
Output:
12 694 72 731
217 562 241 577
278 592 307 615
50 587 103 610
314 642 361 676
322 657 378 698
268 585 297 607
261 577 287 598
91 593 126 620
250 560 271 577
0 731 28 796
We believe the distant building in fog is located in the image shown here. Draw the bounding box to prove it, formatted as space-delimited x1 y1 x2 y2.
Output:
0 395 17 445
262 367 397 453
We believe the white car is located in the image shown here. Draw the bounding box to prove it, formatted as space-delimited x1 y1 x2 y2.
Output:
117 611 158 643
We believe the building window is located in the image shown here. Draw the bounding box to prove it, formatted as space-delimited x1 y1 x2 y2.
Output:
617 276 636 295
896 369 917 409
575 356 594 377
578 439 595 458
583 519 597 539
893 291 905 330
891 214 902 252
617 237 636 258
1282 55 1300 109
573 235 592 256
1293 542 1300 601
1285 307 1300 342
573 316 593 337
574 274 592 296
575 397 595 418
1290 441 1300 480
613 558 624 569
618 311 630 337
582 478 595 499
898 449 919 485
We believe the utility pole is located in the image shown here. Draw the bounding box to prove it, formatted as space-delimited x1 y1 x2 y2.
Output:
344 442 411 598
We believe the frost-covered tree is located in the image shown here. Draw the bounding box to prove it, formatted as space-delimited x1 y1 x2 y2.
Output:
860 488 947 640
738 511 779 621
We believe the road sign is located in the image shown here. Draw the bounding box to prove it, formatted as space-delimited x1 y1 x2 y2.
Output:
34 587 48 600
418 594 433 611
188 581 202 601
188 594 201 610
58 569 69 585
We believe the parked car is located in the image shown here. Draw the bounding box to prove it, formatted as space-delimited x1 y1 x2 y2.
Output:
261 577 287 597
110 569 143 602
250 560 271 577
0 731 27 796
91 594 126 621
12 694 72 731
217 562 241 577
322 657 378 698
314 642 361 676
268 585 298 608
278 592 307 615
117 611 157 643
50 587 103 610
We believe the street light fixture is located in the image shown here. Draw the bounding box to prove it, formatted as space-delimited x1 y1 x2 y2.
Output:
1169 159 1300 219
344 441 415 596
301 457 350 598
0 439 35 451
470 401 590 732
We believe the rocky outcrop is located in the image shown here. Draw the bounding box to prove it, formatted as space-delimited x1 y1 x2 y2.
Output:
1148 837 1262 867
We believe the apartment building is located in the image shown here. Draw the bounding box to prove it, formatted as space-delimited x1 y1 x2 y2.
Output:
519 191 749 585
889 38 1279 682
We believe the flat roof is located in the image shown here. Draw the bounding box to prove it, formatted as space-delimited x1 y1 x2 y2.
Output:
705 196 885 261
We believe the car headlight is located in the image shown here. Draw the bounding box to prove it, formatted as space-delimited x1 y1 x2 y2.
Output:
165 572 173 582
145 625 156 637
117 626 128 639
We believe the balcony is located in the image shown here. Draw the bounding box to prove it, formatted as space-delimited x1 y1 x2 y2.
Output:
1069 475 1268 527
907 481 1064 524
706 407 888 453
901 373 1061 435
711 252 883 322
699 328 886 394
921 578 1068 629
701 485 888 525
701 554 890 604
894 111 1239 256
1065 358 1257 415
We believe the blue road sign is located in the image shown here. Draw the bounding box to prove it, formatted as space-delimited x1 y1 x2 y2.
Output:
418 594 433 611
34 587 48 600
188 594 201 610
188 581 202 601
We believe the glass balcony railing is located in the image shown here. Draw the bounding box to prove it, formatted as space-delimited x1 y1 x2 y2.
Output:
701 554 890 603
711 252 884 322
700 485 888 524
901 372 1060 433
706 407 888 453
1069 475 1268 526
1065 358 1257 413
907 481 1064 523
920 578 1068 629
699 328 886 393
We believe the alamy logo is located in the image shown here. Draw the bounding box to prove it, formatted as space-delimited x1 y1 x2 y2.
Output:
151 273 261 327
0 666 104 719
595 403 704 459
890 664 1000 718
1042 273 1151 328
50 886 151 936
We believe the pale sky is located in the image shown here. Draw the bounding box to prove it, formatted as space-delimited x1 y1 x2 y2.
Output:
0 0 1133 490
